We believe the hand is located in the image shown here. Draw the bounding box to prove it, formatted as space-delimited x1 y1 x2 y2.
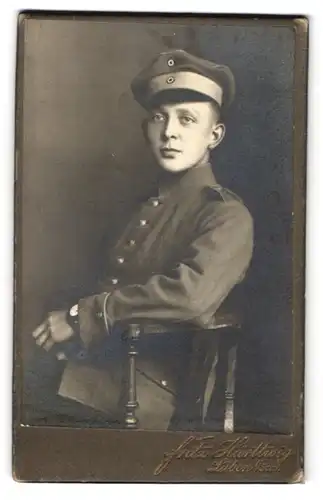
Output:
32 310 75 359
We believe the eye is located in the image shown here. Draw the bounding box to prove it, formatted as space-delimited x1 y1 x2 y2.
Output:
151 112 165 123
179 114 196 125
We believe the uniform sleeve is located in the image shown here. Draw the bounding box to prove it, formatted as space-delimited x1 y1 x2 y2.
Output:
78 200 253 348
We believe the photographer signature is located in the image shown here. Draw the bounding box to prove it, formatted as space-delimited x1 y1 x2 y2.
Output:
154 436 293 475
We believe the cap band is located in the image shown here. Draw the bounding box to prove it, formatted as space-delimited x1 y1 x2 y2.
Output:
149 71 223 106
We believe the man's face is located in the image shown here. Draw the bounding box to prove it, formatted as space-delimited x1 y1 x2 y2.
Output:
145 100 224 173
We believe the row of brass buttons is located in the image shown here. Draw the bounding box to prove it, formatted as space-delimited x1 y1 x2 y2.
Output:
108 197 162 287
101 193 169 388
112 197 161 269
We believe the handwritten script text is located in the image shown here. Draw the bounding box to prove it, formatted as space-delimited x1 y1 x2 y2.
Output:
154 436 293 475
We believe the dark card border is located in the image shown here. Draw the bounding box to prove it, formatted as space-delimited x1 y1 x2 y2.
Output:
13 11 308 483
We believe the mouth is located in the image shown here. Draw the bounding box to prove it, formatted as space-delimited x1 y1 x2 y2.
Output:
160 147 182 158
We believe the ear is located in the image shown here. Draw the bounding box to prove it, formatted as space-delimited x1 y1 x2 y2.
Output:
209 123 226 150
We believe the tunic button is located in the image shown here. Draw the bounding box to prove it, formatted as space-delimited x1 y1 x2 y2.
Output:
57 352 67 361
117 256 124 264
140 219 148 227
111 277 118 285
128 239 136 247
152 199 160 207
161 380 167 387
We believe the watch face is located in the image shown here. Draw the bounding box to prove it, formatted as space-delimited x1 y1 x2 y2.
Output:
70 304 79 317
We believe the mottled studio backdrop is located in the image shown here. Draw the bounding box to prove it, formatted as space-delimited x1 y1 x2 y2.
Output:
18 16 295 432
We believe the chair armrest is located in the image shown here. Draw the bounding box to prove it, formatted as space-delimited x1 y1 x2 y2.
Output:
124 310 241 336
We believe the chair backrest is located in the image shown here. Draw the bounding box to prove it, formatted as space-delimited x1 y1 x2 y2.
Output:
123 318 241 431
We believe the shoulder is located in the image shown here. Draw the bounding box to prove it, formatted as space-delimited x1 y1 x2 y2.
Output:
203 184 244 204
197 184 253 231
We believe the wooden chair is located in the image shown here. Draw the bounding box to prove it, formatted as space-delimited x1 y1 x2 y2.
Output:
123 313 241 433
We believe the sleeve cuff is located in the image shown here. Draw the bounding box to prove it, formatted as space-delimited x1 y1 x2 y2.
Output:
78 293 110 349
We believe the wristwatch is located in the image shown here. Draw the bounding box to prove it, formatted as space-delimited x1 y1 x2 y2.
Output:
64 303 86 360
66 303 79 330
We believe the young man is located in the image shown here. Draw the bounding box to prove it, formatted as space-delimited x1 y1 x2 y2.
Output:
31 49 253 430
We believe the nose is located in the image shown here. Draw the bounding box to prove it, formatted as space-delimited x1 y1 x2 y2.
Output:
162 116 179 140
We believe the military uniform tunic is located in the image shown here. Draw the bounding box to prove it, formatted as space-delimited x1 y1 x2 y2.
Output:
59 163 253 429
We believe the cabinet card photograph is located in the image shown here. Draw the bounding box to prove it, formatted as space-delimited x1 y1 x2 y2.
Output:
13 12 307 482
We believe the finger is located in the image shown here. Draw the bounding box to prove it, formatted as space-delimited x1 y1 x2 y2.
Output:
32 322 47 339
36 331 50 347
47 312 56 327
56 352 68 361
43 337 55 352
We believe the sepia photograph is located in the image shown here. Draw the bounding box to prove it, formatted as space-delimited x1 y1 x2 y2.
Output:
13 12 307 482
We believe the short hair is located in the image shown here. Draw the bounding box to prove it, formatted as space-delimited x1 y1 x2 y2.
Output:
210 101 222 124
